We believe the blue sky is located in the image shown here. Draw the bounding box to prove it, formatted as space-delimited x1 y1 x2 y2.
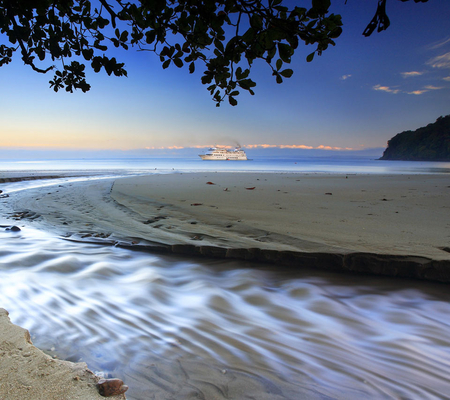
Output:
0 0 449 157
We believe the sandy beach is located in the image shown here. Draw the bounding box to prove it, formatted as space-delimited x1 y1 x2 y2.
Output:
4 171 448 276
1 170 450 399
111 173 450 259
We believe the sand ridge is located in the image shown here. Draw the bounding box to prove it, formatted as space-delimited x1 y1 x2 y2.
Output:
110 173 450 259
2 172 449 278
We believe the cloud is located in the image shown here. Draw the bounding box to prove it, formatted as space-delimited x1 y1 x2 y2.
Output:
372 84 401 94
400 71 423 78
444 76 450 81
238 144 355 151
373 83 444 95
340 74 352 80
145 144 357 151
427 52 450 69
406 85 443 95
407 90 428 95
428 37 450 50
244 144 314 149
316 145 353 151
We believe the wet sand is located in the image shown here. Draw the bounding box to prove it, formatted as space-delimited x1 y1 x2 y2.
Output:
110 173 450 259
1 171 450 399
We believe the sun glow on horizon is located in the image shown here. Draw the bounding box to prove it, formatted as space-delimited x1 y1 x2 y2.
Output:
1 143 363 152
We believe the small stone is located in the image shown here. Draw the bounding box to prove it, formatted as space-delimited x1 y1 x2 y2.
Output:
97 378 128 397
6 226 21 232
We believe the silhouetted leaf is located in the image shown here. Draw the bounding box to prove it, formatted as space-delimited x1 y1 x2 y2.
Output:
276 59 282 71
280 68 293 78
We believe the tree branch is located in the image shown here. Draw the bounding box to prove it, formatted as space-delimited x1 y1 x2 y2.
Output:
7 5 54 73
99 0 119 27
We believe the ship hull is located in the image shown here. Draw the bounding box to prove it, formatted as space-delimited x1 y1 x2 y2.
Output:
199 155 247 160
199 146 248 161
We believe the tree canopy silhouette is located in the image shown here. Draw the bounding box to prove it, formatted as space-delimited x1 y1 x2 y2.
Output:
0 0 429 105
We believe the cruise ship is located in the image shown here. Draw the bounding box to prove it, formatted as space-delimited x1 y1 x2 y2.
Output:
199 146 248 161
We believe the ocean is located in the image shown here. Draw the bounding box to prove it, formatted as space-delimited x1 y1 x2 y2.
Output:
2 155 450 175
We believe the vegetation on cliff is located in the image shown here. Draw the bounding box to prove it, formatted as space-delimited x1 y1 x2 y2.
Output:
380 115 450 161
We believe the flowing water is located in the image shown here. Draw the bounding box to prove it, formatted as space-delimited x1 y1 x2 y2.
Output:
1 228 449 399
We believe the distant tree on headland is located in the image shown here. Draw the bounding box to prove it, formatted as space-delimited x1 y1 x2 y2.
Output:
0 0 428 105
380 115 450 161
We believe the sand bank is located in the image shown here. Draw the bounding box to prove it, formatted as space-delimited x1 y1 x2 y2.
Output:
2 171 449 281
0 308 126 400
111 173 450 256
109 173 450 280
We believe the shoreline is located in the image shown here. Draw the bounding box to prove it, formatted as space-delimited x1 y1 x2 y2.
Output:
1 171 449 282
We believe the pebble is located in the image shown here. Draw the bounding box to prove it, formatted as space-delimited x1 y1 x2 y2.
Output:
97 378 128 397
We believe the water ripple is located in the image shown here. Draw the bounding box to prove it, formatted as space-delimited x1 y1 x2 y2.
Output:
1 228 449 399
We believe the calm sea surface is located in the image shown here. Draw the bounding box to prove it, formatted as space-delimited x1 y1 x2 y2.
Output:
1 157 450 399
2 156 450 174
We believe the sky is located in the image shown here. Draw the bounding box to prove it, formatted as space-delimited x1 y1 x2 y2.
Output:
0 0 449 158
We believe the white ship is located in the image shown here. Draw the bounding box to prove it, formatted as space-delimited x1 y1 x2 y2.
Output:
199 146 248 161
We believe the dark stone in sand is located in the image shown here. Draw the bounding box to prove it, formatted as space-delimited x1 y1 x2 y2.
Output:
97 378 128 397
143 216 167 224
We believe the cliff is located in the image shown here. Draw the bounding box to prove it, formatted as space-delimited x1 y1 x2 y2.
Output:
380 115 450 161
